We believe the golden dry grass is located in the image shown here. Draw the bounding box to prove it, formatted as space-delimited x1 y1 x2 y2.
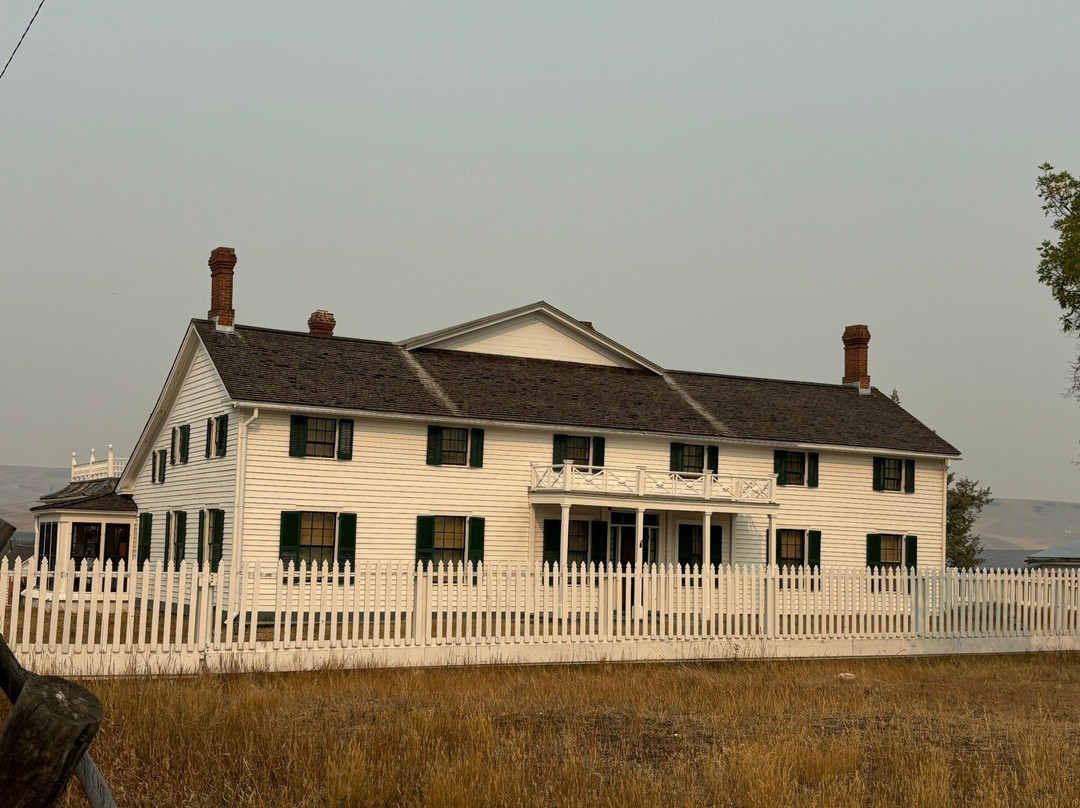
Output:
14 653 1080 808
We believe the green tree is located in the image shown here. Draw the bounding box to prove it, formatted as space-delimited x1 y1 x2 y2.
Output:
890 388 901 405
1036 163 1080 391
946 473 993 568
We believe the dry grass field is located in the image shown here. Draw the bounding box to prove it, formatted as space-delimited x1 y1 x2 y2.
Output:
15 653 1080 808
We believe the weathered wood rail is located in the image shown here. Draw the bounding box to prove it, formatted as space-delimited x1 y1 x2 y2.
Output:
2 558 1079 675
0 632 117 808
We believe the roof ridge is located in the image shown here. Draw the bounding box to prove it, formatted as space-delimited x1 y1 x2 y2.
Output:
192 319 397 347
670 367 880 392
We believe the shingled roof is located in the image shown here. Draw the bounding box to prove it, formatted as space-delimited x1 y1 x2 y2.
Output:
31 478 137 513
193 320 959 456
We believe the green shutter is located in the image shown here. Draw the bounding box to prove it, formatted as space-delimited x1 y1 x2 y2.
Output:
866 534 882 568
872 457 886 491
164 511 172 569
180 424 190 463
807 452 819 488
670 443 685 472
774 529 783 567
590 521 608 567
591 436 605 468
774 450 786 486
205 418 213 458
337 419 354 461
158 450 166 483
174 512 187 564
710 524 723 568
151 451 157 484
289 415 307 457
215 414 228 457
138 513 152 570
338 513 357 567
904 459 916 493
427 426 443 466
808 530 822 569
553 434 568 465
905 535 918 568
279 512 301 566
469 428 485 468
678 525 696 567
542 519 561 565
211 510 224 573
416 516 435 563
170 428 177 465
197 510 206 567
468 517 485 563
707 445 719 474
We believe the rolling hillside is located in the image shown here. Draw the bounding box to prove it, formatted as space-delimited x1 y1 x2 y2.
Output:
0 465 71 532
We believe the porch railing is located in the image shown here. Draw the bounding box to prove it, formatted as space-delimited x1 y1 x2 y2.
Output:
3 558 1079 675
530 462 776 503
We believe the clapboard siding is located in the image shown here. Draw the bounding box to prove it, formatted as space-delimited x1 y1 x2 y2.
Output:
242 414 546 562
239 413 946 568
127 345 236 562
435 319 627 366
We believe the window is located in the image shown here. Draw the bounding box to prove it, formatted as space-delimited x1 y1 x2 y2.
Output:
151 449 167 484
778 529 805 568
71 522 101 566
427 426 484 467
416 515 485 566
677 524 703 568
279 511 357 569
197 509 226 572
873 457 915 493
162 511 187 569
567 520 590 566
552 434 605 469
104 524 130 567
773 450 819 487
866 533 918 569
289 415 354 460
169 425 190 465
772 529 822 569
38 522 58 569
300 512 336 566
670 443 719 474
205 414 229 458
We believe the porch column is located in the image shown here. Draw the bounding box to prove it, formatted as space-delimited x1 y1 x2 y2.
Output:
559 504 571 568
702 510 713 635
635 508 645 612
767 513 776 566
702 511 712 571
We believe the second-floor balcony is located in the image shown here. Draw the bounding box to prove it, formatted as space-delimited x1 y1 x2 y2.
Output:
71 446 128 482
530 463 776 504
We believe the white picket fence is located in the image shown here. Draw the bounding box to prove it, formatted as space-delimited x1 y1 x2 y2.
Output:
3 557 1080 675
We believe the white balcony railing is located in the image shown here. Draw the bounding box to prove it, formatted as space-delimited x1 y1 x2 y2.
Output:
530 463 776 504
71 445 128 482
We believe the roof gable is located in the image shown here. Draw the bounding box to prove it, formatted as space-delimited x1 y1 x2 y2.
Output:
399 302 663 374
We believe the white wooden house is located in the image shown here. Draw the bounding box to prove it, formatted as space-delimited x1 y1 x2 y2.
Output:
104 247 958 577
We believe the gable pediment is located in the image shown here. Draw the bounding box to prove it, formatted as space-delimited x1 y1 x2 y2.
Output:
400 302 662 373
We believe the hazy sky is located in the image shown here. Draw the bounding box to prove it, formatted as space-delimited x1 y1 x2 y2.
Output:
2 1 1079 500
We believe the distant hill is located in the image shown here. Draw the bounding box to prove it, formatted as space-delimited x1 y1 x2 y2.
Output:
974 498 1080 554
0 465 71 532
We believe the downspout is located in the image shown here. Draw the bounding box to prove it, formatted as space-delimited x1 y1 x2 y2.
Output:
231 407 259 569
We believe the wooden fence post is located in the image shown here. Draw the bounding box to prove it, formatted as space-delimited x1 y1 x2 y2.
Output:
0 675 102 808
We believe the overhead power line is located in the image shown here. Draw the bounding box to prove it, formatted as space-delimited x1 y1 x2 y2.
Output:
0 0 48 84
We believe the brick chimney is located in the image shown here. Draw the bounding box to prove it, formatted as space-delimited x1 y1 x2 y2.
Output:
842 324 871 393
308 310 336 337
208 247 237 330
